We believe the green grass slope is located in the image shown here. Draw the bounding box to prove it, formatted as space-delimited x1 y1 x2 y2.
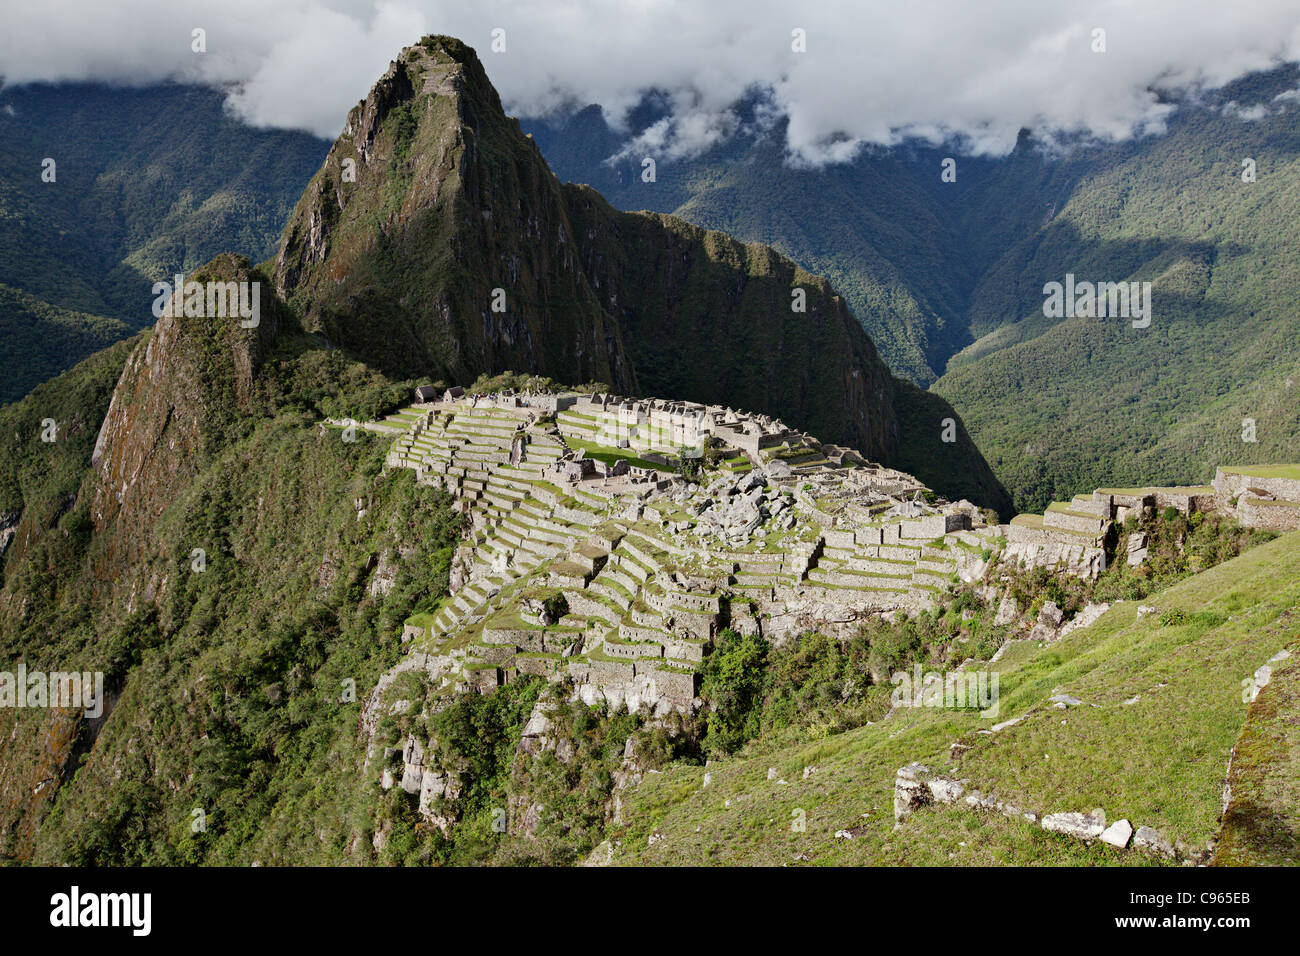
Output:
605 530 1300 866
1214 653 1300 866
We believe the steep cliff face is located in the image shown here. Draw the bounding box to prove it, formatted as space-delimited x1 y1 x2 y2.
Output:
273 36 1006 510
89 253 279 576
562 191 899 464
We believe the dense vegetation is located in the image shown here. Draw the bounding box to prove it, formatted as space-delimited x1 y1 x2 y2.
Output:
2 39 1296 868
0 299 1285 864
0 82 327 402
0 272 463 863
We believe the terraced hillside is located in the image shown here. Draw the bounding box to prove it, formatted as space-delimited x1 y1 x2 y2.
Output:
363 381 1300 859
376 383 1300 732
375 389 1002 734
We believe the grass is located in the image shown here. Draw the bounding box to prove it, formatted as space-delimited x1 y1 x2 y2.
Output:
1095 485 1216 496
559 437 664 472
1220 464 1300 481
1213 652 1300 865
603 530 1300 866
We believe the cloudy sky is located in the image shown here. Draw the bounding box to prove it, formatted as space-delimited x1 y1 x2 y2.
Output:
3 0 1300 162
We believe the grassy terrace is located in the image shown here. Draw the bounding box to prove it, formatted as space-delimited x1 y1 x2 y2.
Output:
1095 485 1216 496
1045 502 1102 517
1220 464 1300 480
1008 513 1099 538
607 531 1300 866
560 436 664 471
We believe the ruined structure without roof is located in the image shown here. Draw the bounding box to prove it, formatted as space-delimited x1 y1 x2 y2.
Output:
382 389 1300 718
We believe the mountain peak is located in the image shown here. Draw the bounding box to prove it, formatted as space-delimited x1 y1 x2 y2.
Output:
270 35 1007 511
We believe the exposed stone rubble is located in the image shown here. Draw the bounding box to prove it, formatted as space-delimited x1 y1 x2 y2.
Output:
892 763 1194 861
1132 824 1177 858
1042 809 1107 840
1100 819 1134 848
1058 602 1110 638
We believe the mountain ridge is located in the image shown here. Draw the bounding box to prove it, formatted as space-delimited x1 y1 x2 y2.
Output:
524 68 1300 511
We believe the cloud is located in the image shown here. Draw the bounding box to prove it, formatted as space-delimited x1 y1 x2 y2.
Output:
3 0 1300 162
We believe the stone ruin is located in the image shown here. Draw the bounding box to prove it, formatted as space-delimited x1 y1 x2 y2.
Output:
381 388 1300 717
1005 466 1300 577
382 389 1000 716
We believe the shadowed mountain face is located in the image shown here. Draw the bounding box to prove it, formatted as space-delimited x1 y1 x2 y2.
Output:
274 36 1008 513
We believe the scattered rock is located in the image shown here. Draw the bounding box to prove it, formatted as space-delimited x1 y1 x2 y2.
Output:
1038 601 1064 628
993 592 1019 627
1132 825 1176 858
929 777 966 804
1059 602 1111 638
893 763 933 822
1100 819 1133 849
1126 532 1149 566
582 840 614 867
1041 808 1107 840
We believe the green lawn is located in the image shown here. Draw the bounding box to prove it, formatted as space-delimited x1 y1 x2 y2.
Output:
1221 464 1300 481
561 437 664 471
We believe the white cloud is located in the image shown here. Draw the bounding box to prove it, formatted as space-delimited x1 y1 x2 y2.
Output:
2 0 1300 161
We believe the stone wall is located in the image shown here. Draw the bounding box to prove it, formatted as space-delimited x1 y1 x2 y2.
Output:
1213 468 1300 502
1236 497 1300 531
